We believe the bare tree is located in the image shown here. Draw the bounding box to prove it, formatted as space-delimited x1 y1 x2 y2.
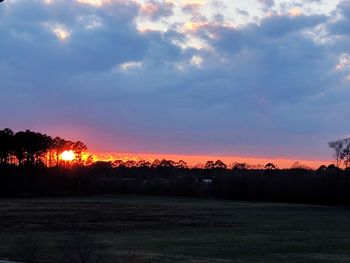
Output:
341 138 350 169
329 139 344 167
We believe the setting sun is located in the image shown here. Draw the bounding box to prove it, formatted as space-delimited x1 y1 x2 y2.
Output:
61 150 75 161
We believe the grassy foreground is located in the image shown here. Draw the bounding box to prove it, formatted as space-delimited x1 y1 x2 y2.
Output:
0 196 350 262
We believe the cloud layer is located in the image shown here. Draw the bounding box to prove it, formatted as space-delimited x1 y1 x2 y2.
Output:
0 0 350 159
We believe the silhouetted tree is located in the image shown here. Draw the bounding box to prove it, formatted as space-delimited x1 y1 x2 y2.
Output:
316 165 327 175
341 138 350 168
135 160 151 168
53 137 67 166
113 159 125 168
0 128 14 164
204 161 214 169
232 162 248 170
151 159 161 168
175 160 188 169
124 160 137 168
73 141 87 165
205 160 227 169
12 130 52 166
158 159 175 168
265 163 277 170
13 131 26 166
329 139 345 167
292 161 308 169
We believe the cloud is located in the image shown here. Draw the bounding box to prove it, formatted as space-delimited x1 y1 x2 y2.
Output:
258 0 275 8
0 0 349 159
329 0 350 36
182 1 204 14
140 0 174 21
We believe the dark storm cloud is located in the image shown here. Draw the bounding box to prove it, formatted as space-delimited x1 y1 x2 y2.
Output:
0 0 349 159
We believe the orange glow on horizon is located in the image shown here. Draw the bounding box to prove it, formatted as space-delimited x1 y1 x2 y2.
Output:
87 151 331 169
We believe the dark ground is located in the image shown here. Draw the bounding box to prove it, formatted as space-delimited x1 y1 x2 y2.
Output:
0 195 350 262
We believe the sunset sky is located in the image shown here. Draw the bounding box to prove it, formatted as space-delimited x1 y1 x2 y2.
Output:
1 0 350 167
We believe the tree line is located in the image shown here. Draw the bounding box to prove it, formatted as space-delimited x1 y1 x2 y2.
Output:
0 128 89 167
0 128 280 170
2 127 350 205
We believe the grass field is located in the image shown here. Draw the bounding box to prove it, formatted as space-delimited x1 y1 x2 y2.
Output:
1 195 350 262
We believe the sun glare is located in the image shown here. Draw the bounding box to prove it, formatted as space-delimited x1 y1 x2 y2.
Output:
61 150 75 162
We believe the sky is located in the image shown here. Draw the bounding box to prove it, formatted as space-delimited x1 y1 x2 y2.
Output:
1 0 350 166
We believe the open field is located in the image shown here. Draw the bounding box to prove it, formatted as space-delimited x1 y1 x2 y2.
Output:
0 196 350 262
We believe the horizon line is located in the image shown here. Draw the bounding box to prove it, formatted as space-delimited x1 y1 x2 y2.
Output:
90 151 332 169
